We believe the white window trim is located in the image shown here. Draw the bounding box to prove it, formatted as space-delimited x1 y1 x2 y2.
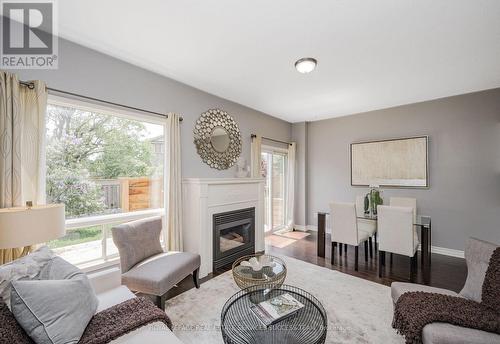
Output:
65 208 165 229
48 94 167 126
46 95 168 272
76 209 166 273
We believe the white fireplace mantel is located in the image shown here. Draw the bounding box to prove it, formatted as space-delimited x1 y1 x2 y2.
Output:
182 178 265 278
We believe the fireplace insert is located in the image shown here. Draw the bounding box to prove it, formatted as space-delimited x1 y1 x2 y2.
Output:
213 207 255 271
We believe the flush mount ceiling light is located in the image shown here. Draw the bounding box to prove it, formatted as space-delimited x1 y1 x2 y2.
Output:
294 57 317 74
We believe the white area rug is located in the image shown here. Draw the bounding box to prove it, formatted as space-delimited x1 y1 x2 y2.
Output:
166 256 404 344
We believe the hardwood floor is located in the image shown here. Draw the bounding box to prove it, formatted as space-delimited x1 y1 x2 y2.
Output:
167 230 467 300
266 231 468 293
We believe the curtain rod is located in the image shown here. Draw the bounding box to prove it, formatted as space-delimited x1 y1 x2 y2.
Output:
19 81 183 121
251 134 292 146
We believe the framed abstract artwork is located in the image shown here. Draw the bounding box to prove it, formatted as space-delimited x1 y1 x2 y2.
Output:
350 136 429 188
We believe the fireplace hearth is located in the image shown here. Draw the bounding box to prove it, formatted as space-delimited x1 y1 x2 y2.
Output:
213 207 255 271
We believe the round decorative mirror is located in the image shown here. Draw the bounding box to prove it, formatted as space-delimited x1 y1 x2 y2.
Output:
194 109 242 170
210 127 230 152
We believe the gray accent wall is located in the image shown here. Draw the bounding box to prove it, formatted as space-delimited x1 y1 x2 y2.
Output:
307 89 500 251
292 122 308 227
13 38 291 178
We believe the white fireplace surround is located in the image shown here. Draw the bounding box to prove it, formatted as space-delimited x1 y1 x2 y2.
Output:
182 178 265 278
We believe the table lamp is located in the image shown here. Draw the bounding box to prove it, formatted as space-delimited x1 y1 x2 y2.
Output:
0 203 65 253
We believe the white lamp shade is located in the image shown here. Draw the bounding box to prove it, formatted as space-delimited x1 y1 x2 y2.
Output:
0 204 65 249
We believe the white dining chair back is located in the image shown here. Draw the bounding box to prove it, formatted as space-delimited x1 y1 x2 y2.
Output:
355 195 366 215
390 197 417 222
377 205 418 257
329 202 359 246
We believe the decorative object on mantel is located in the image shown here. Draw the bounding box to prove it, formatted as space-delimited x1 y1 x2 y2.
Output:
232 254 286 290
234 157 249 177
193 109 242 170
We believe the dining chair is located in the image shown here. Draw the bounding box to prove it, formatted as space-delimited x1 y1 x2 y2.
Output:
389 197 417 263
389 197 417 222
377 205 419 281
356 195 377 256
330 202 372 271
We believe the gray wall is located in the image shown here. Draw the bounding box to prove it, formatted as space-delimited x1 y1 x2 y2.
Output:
13 38 291 178
11 36 500 250
307 89 500 251
291 122 308 227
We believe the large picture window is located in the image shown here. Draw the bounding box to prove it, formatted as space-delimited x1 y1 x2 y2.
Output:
45 97 166 266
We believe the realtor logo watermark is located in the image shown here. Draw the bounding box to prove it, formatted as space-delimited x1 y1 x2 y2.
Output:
1 0 58 69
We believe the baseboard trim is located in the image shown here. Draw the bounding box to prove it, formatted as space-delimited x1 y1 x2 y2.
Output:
420 245 465 258
293 225 308 232
304 225 464 258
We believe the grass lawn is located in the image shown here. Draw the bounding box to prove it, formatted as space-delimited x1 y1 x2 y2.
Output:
47 225 114 249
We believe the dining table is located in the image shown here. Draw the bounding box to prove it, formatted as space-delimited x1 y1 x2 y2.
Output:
317 212 432 269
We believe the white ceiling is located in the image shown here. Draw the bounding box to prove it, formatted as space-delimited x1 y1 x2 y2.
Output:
58 0 500 123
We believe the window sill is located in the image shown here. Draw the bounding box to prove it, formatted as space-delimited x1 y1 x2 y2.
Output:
66 208 165 229
79 257 120 273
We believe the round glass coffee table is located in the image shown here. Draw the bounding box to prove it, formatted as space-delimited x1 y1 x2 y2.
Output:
221 284 327 344
232 254 286 290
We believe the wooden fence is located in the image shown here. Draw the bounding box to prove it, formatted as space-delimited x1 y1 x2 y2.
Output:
94 177 163 213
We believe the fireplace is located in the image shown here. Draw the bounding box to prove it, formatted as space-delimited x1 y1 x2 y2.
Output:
213 207 255 271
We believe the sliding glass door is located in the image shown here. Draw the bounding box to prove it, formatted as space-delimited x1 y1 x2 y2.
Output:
261 147 287 232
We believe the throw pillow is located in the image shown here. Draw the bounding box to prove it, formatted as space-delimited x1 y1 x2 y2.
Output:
0 246 54 309
10 257 98 344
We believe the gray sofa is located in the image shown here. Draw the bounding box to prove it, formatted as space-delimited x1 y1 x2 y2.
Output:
112 217 201 310
391 237 500 344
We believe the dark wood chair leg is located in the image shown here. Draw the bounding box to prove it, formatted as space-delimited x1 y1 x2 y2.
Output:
344 244 347 254
331 242 336 264
364 241 368 262
368 237 373 258
374 232 377 252
339 243 343 256
157 293 167 310
390 252 393 266
381 250 386 266
193 268 200 289
409 256 414 282
378 250 384 277
355 246 359 271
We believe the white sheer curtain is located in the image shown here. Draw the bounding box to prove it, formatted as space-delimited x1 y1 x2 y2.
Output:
0 72 47 263
165 113 183 251
250 135 262 178
285 142 296 231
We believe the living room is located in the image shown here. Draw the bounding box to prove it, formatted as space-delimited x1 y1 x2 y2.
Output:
0 1 499 344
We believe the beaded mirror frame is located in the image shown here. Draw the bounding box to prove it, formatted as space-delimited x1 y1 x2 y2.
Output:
193 109 242 170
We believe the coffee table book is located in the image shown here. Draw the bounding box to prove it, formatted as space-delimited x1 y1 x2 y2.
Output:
249 293 304 327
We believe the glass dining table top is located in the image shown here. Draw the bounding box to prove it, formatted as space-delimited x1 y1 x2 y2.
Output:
357 213 431 227
319 211 431 227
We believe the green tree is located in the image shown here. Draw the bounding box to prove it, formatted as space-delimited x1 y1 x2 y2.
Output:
46 104 154 218
88 124 153 179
